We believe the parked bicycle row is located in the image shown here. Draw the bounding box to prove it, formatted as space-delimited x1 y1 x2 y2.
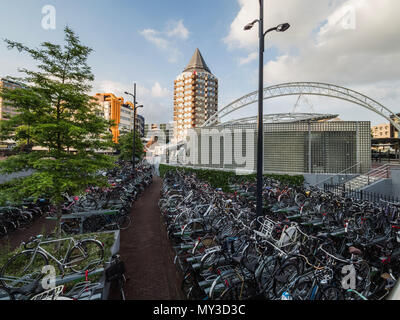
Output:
159 169 400 300
0 231 125 300
0 160 153 237
61 160 153 234
0 160 152 299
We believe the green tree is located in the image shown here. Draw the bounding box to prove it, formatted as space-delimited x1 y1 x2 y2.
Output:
117 129 144 161
0 27 115 234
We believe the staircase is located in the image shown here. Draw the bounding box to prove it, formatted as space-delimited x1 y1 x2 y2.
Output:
344 164 390 191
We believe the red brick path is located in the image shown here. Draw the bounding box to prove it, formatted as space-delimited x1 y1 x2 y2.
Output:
110 176 184 300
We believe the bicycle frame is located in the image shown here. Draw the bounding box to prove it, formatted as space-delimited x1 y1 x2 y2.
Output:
25 237 85 274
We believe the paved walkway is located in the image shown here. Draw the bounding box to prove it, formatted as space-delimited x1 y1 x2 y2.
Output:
110 176 184 300
0 215 56 252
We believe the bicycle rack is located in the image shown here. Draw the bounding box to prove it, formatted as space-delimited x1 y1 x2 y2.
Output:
58 209 120 234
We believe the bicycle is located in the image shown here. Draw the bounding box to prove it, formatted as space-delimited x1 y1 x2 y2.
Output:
0 234 104 289
105 254 127 300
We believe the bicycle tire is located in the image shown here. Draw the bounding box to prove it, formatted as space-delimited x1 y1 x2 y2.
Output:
117 215 131 230
66 240 104 273
319 286 344 300
291 275 314 300
257 255 281 295
0 250 48 289
0 286 14 300
273 261 301 298
199 250 227 272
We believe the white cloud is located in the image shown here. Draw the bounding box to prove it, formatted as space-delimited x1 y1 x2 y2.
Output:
238 51 257 65
140 29 170 50
166 19 189 40
93 80 172 124
151 82 169 98
223 0 341 51
224 0 400 124
139 19 190 63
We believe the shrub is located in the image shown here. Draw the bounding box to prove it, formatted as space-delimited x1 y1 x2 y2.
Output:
159 164 304 192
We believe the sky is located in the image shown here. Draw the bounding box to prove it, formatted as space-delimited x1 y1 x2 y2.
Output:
0 0 399 126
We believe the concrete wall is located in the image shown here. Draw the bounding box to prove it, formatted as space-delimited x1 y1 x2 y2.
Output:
361 179 394 197
303 173 358 186
357 166 400 198
391 167 400 197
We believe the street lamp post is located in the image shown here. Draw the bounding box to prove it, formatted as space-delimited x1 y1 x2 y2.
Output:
125 84 143 172
244 0 290 220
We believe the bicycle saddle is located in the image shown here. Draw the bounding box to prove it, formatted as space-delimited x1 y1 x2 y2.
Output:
348 246 362 256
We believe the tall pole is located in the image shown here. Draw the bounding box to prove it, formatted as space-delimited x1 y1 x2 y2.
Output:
256 0 264 219
132 83 136 171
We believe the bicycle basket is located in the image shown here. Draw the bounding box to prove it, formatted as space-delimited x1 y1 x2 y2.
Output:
254 217 275 239
30 285 65 300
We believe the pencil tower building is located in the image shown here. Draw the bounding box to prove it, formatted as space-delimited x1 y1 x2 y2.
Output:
173 48 218 140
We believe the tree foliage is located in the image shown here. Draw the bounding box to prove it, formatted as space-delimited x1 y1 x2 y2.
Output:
117 129 144 161
0 27 115 206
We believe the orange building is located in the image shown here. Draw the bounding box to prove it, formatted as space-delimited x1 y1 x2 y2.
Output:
94 93 124 143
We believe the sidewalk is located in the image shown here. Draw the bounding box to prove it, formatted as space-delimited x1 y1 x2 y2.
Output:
109 176 184 300
0 215 57 252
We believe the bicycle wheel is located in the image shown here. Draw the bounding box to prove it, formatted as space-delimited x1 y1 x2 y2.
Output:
257 256 280 296
66 240 104 273
273 261 301 297
319 286 344 300
199 250 227 272
117 215 131 230
0 286 14 300
83 215 107 233
181 272 202 300
291 276 314 300
0 250 48 288
355 261 371 295
209 272 239 300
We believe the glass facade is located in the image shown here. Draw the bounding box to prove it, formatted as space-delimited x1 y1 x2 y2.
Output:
178 121 371 174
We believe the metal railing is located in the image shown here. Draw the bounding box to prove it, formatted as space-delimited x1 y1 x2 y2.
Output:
313 162 362 187
323 183 399 203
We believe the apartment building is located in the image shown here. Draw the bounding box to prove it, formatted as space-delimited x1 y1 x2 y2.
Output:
136 114 145 137
0 78 22 121
372 123 391 138
120 102 135 133
173 48 218 141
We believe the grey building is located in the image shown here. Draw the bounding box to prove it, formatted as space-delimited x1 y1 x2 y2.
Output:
173 114 371 175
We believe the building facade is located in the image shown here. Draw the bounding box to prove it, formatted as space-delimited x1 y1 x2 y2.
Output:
371 114 400 158
94 93 143 143
173 48 218 141
94 93 123 143
136 115 145 137
144 123 173 145
372 123 391 138
0 78 22 121
119 102 135 133
172 120 371 175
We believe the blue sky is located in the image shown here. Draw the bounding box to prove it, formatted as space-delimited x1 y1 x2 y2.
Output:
1 0 399 125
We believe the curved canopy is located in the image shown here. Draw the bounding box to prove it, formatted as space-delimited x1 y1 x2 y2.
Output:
201 82 400 132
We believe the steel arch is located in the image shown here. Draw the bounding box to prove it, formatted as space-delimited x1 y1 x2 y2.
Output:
201 82 400 131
